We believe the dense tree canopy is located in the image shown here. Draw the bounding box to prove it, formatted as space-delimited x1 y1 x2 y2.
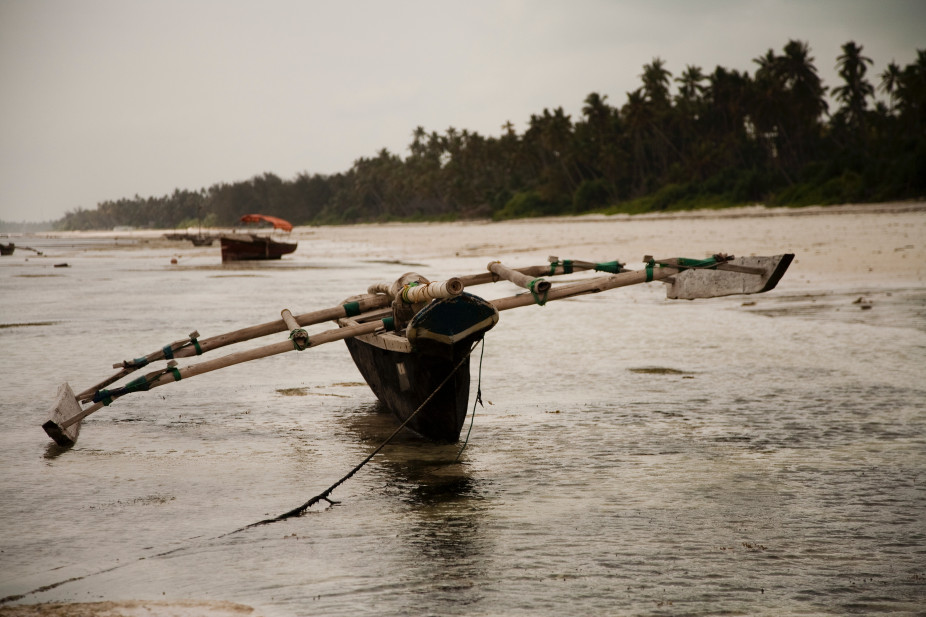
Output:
56 40 925 231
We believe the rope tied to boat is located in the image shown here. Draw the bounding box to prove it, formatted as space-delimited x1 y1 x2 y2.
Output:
160 333 202 360
549 259 574 275
342 301 362 317
289 328 310 351
593 260 623 274
528 278 549 305
122 356 150 370
236 340 483 530
456 338 486 460
669 254 732 269
92 363 182 405
645 253 733 282
400 281 420 303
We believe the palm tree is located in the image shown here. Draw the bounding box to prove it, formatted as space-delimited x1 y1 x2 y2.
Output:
879 61 903 112
675 65 707 106
752 40 827 177
641 57 672 107
833 41 874 131
621 88 653 195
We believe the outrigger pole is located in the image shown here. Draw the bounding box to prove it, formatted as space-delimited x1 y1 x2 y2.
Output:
43 253 793 447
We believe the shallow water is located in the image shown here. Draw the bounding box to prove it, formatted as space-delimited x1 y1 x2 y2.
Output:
1 230 924 616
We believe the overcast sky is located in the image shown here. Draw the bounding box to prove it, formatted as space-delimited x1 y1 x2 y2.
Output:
1 0 922 222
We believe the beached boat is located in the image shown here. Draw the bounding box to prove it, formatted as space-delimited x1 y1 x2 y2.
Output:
220 214 297 262
341 276 500 441
164 232 216 246
0 241 43 256
43 252 793 447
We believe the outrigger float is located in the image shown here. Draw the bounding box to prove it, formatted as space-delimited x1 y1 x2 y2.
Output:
43 252 793 447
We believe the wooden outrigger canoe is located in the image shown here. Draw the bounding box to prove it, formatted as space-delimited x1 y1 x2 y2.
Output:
43 252 793 446
220 214 297 262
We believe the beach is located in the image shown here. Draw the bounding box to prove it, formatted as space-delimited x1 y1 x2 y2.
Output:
1 202 924 616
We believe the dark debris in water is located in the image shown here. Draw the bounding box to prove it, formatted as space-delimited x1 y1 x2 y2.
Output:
628 367 693 375
363 258 430 268
15 274 64 278
0 321 58 329
277 385 361 397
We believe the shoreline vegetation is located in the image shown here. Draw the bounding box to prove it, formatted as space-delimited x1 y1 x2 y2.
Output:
3 39 924 234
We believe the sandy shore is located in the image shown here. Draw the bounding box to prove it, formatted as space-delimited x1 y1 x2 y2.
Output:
37 202 925 288
297 202 926 287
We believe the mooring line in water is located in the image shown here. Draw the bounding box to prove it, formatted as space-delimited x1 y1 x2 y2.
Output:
228 341 482 534
1 343 482 604
0 537 211 605
456 338 486 461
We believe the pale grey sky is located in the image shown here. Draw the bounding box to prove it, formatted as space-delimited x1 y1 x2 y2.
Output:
1 0 922 222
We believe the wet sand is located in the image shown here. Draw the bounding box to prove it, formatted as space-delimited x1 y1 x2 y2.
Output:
0 600 256 616
4 202 923 616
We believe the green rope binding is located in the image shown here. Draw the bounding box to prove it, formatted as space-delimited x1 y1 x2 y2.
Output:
93 389 114 406
643 254 725 282
594 260 623 274
91 365 181 407
549 259 574 275
289 328 309 351
162 345 174 359
528 278 549 306
676 256 722 269
381 316 396 331
343 301 362 317
400 282 420 304
92 375 150 405
124 357 149 369
124 375 150 392
191 338 202 355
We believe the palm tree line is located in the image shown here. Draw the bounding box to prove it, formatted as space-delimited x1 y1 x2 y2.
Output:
57 40 925 230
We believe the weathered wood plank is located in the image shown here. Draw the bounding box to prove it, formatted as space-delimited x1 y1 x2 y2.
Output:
665 254 794 299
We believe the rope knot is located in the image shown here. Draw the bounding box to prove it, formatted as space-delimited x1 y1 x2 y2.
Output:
289 328 309 351
528 278 549 306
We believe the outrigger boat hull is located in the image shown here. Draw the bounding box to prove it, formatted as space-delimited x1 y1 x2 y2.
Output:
341 292 499 442
344 339 472 442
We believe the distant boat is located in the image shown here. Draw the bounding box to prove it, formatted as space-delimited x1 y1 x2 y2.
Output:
0 242 43 256
189 235 215 246
163 232 216 246
220 214 297 262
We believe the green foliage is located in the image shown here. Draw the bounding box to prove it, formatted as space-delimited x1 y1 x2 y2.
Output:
493 191 554 220
52 40 925 230
572 179 612 212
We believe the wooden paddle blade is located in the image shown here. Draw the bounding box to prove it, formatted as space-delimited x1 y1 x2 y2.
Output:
665 254 794 299
43 383 82 447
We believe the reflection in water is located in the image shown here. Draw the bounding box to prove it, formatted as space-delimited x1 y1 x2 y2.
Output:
338 401 490 612
43 442 72 460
